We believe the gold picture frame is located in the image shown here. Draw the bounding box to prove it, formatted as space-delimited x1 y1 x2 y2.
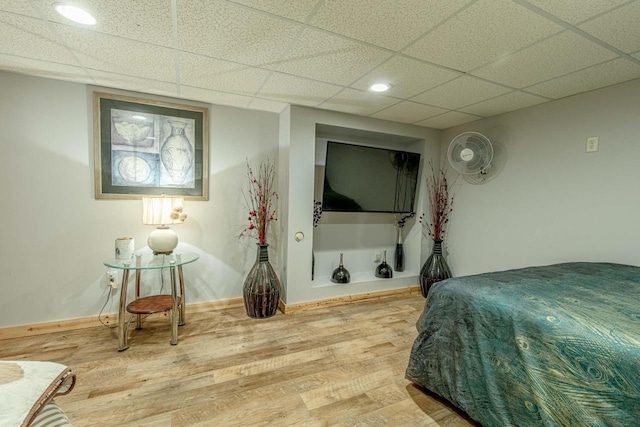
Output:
93 92 209 200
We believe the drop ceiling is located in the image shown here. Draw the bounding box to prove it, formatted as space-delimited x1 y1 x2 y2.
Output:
1 0 640 129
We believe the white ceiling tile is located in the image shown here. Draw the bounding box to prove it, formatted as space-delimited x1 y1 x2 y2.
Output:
579 1 640 53
89 70 179 98
258 73 343 107
370 101 448 123
414 111 482 129
180 86 253 109
309 0 471 51
525 58 640 99
247 97 289 113
472 31 617 88
459 91 548 117
0 54 92 84
0 0 38 17
179 52 270 97
269 28 391 86
31 0 174 47
350 56 460 99
0 12 77 66
177 0 302 67
0 0 638 125
318 88 398 116
524 0 630 24
56 24 176 82
227 0 320 22
411 76 511 109
404 0 563 71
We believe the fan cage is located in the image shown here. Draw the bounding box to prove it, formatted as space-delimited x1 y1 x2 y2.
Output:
447 131 493 175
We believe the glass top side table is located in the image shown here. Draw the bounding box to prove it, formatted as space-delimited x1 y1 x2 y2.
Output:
104 252 199 351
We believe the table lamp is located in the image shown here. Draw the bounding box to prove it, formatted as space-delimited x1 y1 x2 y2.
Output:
142 195 187 254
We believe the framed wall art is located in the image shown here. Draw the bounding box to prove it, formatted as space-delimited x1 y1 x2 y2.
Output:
93 92 209 200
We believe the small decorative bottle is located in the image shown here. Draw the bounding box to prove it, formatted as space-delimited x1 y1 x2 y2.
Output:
375 250 393 279
394 227 404 272
331 253 350 283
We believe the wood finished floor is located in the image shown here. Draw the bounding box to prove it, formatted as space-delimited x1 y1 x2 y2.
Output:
0 294 479 426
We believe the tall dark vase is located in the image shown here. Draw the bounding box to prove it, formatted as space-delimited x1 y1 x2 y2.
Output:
243 243 281 318
419 240 451 297
395 227 404 272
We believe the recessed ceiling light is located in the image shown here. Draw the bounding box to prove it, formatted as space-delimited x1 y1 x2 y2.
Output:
370 83 390 92
54 3 96 25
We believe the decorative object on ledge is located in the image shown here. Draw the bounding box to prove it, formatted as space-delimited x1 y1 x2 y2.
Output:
395 231 404 272
394 212 415 272
244 243 281 318
419 239 451 297
240 158 281 318
331 253 350 283
312 200 322 280
142 195 187 255
375 250 393 279
313 200 323 225
419 163 455 297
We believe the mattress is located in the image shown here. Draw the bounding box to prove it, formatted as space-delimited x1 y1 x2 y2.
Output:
405 262 640 426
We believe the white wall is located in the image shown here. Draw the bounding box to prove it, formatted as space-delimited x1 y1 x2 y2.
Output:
9 71 634 326
440 79 640 277
0 71 280 328
276 106 291 298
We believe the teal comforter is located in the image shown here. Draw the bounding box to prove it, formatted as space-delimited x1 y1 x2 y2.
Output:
406 262 640 427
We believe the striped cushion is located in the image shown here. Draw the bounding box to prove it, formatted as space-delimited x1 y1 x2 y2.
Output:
0 360 76 426
29 402 72 427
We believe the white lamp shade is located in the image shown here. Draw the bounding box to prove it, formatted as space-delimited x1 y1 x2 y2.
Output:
142 196 185 225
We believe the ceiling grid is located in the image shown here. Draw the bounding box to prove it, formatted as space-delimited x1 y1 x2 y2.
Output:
0 0 638 129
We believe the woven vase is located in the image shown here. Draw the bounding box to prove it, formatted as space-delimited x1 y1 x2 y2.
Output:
243 243 281 318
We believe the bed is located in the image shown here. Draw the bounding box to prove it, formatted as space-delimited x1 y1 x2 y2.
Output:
405 262 640 427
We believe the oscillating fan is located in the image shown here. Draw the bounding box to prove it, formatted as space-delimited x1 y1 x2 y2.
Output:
447 132 496 184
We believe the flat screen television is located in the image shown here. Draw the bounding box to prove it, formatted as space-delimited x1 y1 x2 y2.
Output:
322 141 421 213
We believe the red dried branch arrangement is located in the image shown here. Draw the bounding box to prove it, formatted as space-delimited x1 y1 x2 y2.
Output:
419 163 455 242
240 159 278 245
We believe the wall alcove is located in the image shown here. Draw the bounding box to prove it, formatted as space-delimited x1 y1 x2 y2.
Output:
312 124 424 288
278 106 441 308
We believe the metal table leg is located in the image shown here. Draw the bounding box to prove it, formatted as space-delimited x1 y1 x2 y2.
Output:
177 264 186 326
117 269 130 351
170 261 179 345
134 268 142 330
